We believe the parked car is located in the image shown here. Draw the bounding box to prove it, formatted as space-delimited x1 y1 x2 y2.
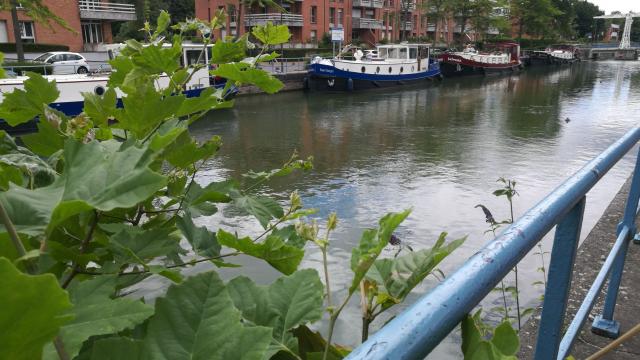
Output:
32 52 91 74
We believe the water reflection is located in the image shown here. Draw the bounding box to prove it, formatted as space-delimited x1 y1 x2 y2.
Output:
183 61 640 357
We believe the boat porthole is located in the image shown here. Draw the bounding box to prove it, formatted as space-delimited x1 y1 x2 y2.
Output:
376 66 380 73
411 66 414 72
400 67 404 73
94 85 105 96
361 66 366 73
388 67 392 73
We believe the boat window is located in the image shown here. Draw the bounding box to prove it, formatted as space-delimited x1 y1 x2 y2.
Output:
185 49 205 65
399 47 407 59
419 47 429 59
378 48 388 59
376 66 380 73
388 48 399 59
361 66 366 73
409 48 418 59
400 66 404 73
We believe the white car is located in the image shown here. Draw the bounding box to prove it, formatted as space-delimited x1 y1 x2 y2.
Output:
32 52 91 74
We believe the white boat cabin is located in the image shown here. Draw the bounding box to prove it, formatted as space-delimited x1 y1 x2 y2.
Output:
328 43 432 76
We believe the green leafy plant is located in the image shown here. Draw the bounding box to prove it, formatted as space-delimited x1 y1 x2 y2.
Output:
0 11 465 360
461 310 520 360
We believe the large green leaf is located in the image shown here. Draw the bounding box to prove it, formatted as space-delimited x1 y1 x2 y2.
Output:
218 230 303 275
227 269 324 357
82 88 118 127
164 132 221 169
365 232 465 301
252 23 291 46
90 337 144 360
54 275 154 359
212 63 283 94
176 214 221 258
461 315 519 360
144 270 272 359
230 192 284 229
20 115 65 157
0 72 59 126
292 325 350 360
349 210 411 293
109 226 183 266
116 84 185 138
0 258 73 360
210 38 247 64
0 139 167 235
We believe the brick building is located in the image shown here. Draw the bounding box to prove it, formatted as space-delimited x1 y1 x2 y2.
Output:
195 0 438 46
0 0 136 52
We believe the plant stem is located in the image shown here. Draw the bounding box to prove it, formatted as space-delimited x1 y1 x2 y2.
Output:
77 252 241 276
0 202 36 273
538 244 547 288
323 296 351 360
62 212 99 289
500 281 509 321
514 265 521 331
322 247 332 307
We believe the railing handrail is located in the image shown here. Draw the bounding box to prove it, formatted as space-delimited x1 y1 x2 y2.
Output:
347 127 640 359
79 0 135 13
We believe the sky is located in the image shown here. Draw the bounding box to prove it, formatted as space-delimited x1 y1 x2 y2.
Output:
588 0 639 14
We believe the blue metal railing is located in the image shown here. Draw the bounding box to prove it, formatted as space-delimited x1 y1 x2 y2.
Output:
347 127 640 360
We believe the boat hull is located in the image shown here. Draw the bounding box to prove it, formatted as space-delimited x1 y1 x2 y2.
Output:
306 62 441 91
439 60 521 77
527 52 579 66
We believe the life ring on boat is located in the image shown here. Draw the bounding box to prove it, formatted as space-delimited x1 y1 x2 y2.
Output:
94 85 106 96
327 78 335 88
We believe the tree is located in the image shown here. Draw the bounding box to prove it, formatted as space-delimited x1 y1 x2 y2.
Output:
552 0 576 39
426 0 454 46
0 0 72 61
573 0 604 40
511 0 562 40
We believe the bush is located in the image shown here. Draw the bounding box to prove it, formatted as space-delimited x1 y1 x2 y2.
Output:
3 61 53 75
0 43 69 53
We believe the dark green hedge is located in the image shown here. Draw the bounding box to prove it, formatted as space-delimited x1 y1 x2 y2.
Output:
3 61 54 75
0 43 69 53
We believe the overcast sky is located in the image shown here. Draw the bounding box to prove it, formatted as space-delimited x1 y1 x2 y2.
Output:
588 0 639 14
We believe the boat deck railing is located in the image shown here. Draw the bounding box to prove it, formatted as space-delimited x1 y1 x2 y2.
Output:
347 127 640 360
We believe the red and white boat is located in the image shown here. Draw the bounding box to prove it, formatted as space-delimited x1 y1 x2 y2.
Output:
439 42 522 77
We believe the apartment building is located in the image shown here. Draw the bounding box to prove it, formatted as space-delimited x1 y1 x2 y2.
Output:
195 0 430 46
0 0 136 52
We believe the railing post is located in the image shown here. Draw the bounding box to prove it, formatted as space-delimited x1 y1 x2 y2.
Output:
592 145 640 338
534 197 585 360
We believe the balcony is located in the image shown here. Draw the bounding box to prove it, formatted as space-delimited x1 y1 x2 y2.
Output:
352 0 383 8
352 17 384 30
244 13 304 27
79 0 137 21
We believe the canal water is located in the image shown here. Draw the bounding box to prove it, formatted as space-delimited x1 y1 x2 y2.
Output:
150 61 640 358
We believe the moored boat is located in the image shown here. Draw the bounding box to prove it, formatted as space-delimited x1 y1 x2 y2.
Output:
306 43 441 91
0 43 236 134
528 44 580 65
439 42 522 77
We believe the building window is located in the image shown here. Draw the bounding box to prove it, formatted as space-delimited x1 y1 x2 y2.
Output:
337 9 343 26
228 5 237 23
310 30 317 43
329 7 335 27
311 6 317 24
81 22 103 44
19 21 35 43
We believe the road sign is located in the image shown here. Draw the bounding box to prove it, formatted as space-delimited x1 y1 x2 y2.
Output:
331 28 344 42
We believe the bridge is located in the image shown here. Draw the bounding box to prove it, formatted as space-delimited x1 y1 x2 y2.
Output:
346 127 640 359
588 12 640 60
